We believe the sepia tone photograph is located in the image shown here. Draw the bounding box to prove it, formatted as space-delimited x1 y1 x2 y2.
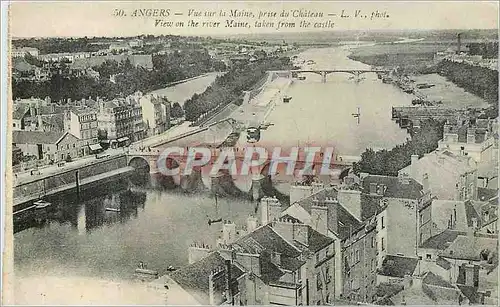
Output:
2 1 499 305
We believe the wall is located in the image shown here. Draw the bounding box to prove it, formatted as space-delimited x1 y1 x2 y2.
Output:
386 197 418 258
56 133 81 161
13 155 128 201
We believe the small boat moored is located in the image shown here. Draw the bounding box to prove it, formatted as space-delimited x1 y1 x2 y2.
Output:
283 96 292 103
106 207 121 212
34 200 52 209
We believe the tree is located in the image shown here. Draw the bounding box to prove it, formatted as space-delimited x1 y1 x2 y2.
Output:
171 102 184 118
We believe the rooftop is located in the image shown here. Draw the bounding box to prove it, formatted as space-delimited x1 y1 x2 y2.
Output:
440 235 498 261
168 252 244 305
378 255 419 278
293 187 363 239
361 174 424 200
12 130 74 145
420 229 467 250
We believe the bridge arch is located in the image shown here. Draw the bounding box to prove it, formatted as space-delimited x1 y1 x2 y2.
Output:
128 156 150 173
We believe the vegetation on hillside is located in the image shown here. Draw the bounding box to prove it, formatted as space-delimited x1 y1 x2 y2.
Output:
353 119 445 176
183 56 293 122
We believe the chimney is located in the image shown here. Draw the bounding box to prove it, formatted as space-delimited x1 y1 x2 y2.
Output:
273 218 309 246
403 274 413 289
337 189 362 220
270 252 281 266
37 115 43 130
376 184 386 196
457 33 462 54
311 198 328 235
467 128 476 144
369 182 377 194
260 196 281 225
247 215 258 233
222 221 237 244
224 259 233 305
411 154 419 177
325 197 339 235
422 173 430 193
235 252 260 276
464 264 475 286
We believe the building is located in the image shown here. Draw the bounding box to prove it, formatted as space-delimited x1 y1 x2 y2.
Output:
417 199 480 246
438 118 499 190
12 47 39 58
109 42 131 53
97 96 145 146
12 130 82 163
129 38 144 48
341 216 378 303
279 186 364 300
64 107 99 155
398 151 478 201
37 113 65 133
139 94 170 136
438 233 498 305
161 251 246 305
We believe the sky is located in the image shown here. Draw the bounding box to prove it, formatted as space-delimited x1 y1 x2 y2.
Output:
8 1 500 38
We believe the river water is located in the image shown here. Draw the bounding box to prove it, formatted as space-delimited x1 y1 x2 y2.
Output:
13 46 413 304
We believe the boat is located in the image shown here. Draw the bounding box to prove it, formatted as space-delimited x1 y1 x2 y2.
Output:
34 200 51 209
382 77 392 84
134 262 159 280
352 107 361 125
306 60 316 65
166 265 177 272
416 83 435 89
208 218 223 226
298 76 306 80
106 207 121 212
283 96 292 103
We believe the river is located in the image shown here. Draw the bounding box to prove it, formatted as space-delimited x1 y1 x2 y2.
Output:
13 46 413 304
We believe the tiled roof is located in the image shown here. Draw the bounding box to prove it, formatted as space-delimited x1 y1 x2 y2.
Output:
307 227 334 253
168 252 244 305
235 225 301 258
477 187 498 201
436 257 452 270
464 200 481 228
423 272 455 289
360 194 383 220
280 257 305 272
12 130 67 145
430 200 469 231
420 229 466 250
440 235 498 261
361 175 423 200
378 255 418 278
13 105 29 120
294 187 362 239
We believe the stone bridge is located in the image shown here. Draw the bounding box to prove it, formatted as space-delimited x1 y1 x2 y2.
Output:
126 149 358 200
281 69 390 83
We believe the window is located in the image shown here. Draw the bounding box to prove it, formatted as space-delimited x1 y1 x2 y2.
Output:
66 144 69 149
316 273 322 290
426 254 432 260
371 237 375 248
73 144 75 148
381 216 385 229
371 259 375 271
355 250 360 263
325 266 331 283
316 252 320 263
326 294 330 304
297 268 302 281
381 237 385 251
317 300 321 305
419 213 423 225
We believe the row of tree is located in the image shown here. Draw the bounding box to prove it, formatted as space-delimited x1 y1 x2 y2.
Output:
183 56 294 122
353 119 445 176
435 59 499 104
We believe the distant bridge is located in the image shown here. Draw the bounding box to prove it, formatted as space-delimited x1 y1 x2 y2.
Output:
289 69 390 83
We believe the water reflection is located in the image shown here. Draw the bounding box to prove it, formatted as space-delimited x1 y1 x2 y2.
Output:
14 179 147 234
